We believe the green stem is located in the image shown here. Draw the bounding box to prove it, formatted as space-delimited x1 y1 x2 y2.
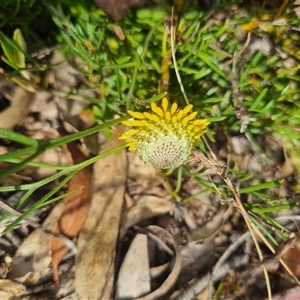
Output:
0 116 129 181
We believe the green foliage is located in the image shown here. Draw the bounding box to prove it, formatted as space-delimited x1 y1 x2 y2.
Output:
48 3 167 118
0 0 38 29
0 117 129 233
45 2 300 145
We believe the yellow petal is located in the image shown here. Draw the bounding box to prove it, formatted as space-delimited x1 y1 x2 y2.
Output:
139 128 150 136
171 102 178 115
144 112 160 122
151 102 158 113
176 122 183 128
165 111 171 121
119 134 128 140
155 107 164 117
128 110 146 119
119 130 137 140
172 115 177 123
182 104 193 114
193 128 205 137
128 144 136 151
122 120 148 127
177 109 185 120
187 124 194 131
162 97 169 112
193 119 210 126
182 111 197 124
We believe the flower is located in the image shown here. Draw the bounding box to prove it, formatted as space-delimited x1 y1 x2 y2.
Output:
119 97 210 169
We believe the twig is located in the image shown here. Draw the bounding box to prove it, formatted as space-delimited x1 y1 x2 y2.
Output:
189 151 273 299
224 32 253 133
170 7 189 105
134 225 174 256
208 231 252 296
176 255 249 300
223 32 251 66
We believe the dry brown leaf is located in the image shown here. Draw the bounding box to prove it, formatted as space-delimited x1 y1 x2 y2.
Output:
115 233 151 299
0 279 26 299
179 235 224 286
137 225 182 300
60 292 81 300
120 195 175 237
51 129 92 285
94 0 145 21
0 76 34 129
190 206 228 241
75 125 127 300
281 232 300 277
8 200 64 282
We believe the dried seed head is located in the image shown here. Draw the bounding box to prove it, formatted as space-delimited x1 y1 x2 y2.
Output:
119 97 210 169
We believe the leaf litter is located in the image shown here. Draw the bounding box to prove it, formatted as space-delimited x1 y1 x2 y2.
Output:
51 127 93 286
1 8 300 300
75 124 127 299
0 72 300 300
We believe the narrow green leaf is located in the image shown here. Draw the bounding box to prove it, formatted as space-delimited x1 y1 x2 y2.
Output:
198 52 226 78
240 180 283 194
0 128 38 146
47 115 129 149
3 158 69 170
0 147 36 164
0 150 44 181
2 143 127 233
249 88 268 111
11 76 37 93
1 55 19 69
252 202 298 214
250 216 279 246
13 29 30 80
0 32 37 65
0 33 15 63
13 29 26 67
259 212 290 238
0 168 73 193
0 116 129 181
2 171 76 234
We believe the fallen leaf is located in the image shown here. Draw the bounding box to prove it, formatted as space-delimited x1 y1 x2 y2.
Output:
281 232 300 277
120 195 175 237
0 76 34 129
137 225 181 300
115 233 151 299
0 279 26 300
75 125 127 299
8 200 64 283
94 0 145 22
117 226 182 299
190 206 228 241
51 128 92 285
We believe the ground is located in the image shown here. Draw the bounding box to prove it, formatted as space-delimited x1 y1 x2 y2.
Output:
1 1 300 299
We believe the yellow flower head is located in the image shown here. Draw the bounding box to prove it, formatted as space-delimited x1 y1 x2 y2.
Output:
119 97 210 169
